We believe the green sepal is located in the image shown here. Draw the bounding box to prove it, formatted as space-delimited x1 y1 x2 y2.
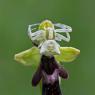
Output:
55 47 80 62
14 47 41 66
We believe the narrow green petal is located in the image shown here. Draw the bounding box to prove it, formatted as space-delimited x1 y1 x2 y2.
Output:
55 47 80 62
14 47 41 66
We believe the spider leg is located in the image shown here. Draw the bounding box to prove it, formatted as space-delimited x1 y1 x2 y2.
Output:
55 32 70 42
28 23 40 40
31 30 44 40
54 23 72 33
28 23 46 46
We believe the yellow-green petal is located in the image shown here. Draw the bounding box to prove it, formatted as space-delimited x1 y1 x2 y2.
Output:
55 47 80 62
14 47 41 66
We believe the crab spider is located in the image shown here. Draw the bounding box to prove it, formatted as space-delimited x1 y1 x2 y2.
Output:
28 20 72 46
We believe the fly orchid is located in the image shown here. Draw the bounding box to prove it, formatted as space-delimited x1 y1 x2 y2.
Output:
14 20 80 95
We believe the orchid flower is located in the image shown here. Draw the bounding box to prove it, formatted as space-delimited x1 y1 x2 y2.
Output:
14 20 80 95
14 20 80 64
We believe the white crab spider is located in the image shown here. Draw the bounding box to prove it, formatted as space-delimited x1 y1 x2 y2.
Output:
27 20 72 55
28 20 72 44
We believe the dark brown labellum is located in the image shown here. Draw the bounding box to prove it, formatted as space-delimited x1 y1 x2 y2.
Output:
32 55 69 95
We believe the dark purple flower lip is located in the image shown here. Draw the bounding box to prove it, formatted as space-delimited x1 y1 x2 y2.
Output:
32 55 69 95
42 69 59 85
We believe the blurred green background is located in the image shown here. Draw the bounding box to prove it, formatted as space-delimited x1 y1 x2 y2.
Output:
0 0 95 95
